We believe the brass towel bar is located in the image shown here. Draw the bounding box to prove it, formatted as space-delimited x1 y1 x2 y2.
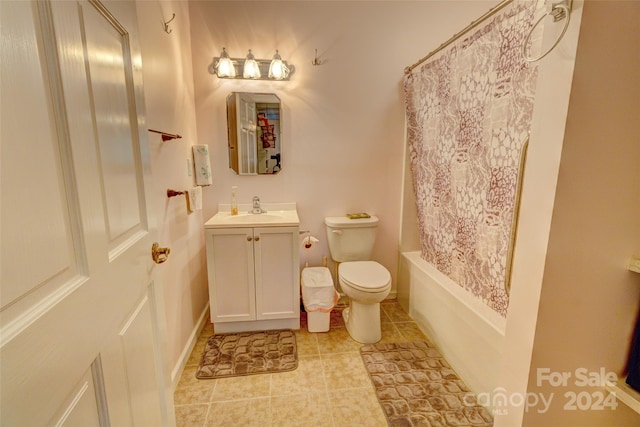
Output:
148 129 182 142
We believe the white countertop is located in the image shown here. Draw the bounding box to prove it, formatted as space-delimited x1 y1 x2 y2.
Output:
204 202 299 228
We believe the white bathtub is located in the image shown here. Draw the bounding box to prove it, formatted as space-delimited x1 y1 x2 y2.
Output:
398 251 506 396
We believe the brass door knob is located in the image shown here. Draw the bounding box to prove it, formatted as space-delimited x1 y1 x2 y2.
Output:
152 242 170 264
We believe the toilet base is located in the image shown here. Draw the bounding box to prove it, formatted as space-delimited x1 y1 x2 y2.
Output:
342 301 381 344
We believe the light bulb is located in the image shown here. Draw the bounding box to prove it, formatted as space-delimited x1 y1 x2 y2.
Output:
243 49 261 79
268 50 289 80
215 48 236 77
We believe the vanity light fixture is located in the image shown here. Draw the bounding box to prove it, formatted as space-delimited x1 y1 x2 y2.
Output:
209 48 294 81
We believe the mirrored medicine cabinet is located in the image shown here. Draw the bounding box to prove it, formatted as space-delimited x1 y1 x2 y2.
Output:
226 92 282 175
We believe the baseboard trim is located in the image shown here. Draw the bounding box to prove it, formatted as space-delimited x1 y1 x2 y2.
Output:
170 302 210 390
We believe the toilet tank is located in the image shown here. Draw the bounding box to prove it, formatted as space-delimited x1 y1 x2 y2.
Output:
324 216 379 262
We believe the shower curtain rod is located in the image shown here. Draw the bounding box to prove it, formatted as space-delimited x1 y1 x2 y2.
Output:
404 0 513 74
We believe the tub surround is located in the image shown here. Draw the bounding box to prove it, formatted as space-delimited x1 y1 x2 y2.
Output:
399 251 505 402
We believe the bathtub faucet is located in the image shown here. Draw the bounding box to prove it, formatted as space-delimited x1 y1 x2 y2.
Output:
250 196 266 214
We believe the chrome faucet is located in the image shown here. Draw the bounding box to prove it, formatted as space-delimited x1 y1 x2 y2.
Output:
250 196 266 214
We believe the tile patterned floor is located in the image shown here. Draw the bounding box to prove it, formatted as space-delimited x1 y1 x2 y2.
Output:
174 300 432 426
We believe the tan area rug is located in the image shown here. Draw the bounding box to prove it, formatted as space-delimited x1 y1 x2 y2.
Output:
196 330 297 379
360 341 493 427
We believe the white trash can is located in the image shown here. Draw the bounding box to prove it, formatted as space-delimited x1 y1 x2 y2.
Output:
301 267 338 333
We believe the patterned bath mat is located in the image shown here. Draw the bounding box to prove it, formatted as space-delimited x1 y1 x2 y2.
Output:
196 329 297 379
360 341 493 427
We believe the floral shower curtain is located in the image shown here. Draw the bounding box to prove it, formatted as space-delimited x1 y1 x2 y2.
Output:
404 1 542 317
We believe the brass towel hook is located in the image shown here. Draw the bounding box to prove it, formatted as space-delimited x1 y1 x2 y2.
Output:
311 49 323 66
163 13 176 34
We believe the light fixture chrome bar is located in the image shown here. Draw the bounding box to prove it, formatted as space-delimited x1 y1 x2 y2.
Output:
209 55 295 81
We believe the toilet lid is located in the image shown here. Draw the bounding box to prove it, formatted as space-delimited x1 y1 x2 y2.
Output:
339 261 391 291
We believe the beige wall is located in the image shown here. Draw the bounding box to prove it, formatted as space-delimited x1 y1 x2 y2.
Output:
188 0 496 289
136 0 209 383
523 1 640 425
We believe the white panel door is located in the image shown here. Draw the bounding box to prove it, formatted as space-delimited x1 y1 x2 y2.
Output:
0 0 171 425
237 93 257 175
51 367 103 427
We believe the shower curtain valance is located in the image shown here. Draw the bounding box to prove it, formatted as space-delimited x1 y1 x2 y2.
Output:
404 0 543 317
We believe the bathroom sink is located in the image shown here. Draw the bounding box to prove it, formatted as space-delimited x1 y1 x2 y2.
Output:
222 212 284 222
205 203 299 228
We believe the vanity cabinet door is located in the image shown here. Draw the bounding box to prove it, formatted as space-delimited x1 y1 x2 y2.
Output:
254 227 300 320
206 228 256 323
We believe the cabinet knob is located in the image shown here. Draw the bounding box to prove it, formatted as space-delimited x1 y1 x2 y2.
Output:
247 236 253 241
254 236 260 242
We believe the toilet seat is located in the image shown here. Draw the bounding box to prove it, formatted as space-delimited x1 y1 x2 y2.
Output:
339 261 391 292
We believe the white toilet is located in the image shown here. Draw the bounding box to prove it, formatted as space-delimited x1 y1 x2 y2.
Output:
324 216 391 343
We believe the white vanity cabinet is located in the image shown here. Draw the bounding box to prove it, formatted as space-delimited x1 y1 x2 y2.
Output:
204 205 300 333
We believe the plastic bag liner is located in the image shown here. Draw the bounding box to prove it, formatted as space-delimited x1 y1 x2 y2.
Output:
301 267 339 312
